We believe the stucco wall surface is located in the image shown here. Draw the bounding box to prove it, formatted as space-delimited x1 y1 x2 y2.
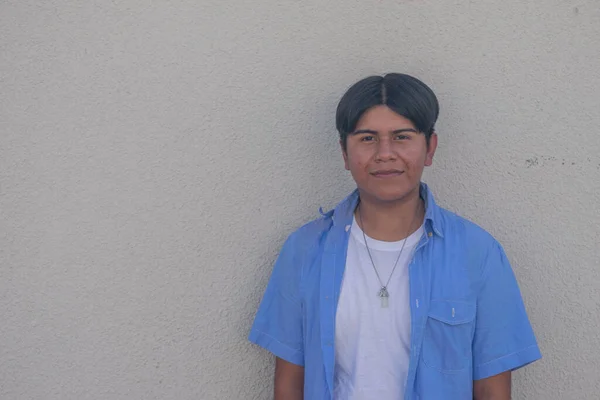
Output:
1 0 599 399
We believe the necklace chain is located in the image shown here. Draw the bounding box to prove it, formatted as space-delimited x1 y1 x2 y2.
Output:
357 200 422 298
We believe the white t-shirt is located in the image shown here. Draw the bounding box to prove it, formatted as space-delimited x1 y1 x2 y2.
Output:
334 216 424 400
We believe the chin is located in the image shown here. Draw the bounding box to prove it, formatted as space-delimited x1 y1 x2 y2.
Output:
363 184 419 204
371 189 412 203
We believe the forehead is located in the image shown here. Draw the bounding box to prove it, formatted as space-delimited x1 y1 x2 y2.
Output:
355 105 415 131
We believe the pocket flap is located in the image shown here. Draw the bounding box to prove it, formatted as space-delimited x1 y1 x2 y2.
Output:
428 300 476 325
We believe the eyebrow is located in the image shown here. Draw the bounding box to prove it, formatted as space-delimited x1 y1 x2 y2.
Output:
350 128 418 135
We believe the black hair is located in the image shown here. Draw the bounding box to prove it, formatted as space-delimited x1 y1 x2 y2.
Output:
336 73 439 150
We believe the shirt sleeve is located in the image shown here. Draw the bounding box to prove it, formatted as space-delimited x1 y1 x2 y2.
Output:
248 233 305 366
472 241 542 380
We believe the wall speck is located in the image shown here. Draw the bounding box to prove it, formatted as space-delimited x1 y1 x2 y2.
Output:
525 157 539 167
525 156 598 168
574 7 579 14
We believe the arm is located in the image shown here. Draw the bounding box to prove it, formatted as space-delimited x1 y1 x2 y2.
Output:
274 357 304 400
248 234 306 394
473 371 511 400
472 242 541 388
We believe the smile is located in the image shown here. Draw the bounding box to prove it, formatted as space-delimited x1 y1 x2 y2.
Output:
370 170 404 178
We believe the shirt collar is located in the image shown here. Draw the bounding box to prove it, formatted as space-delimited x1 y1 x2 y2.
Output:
330 182 444 238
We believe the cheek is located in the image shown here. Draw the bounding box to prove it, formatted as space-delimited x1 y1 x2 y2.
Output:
347 157 370 177
346 149 368 168
403 148 428 167
349 159 365 171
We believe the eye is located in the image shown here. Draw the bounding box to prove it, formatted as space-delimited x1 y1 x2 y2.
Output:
394 134 409 140
360 135 376 142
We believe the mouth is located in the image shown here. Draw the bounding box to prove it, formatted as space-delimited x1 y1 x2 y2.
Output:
370 169 404 178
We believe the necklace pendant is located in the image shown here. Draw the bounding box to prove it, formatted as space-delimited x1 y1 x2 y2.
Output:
378 287 389 308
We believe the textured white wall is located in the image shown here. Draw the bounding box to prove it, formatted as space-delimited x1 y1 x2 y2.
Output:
1 0 599 399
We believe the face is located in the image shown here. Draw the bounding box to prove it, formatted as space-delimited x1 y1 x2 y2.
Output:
342 105 437 204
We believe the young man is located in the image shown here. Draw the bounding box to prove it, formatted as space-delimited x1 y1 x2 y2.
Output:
248 73 541 399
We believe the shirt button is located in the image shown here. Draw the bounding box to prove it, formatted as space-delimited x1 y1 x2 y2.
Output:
428 232 433 237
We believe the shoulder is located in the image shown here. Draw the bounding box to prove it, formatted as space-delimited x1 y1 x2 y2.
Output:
284 209 334 256
274 190 355 278
268 210 335 292
435 207 507 276
438 207 498 247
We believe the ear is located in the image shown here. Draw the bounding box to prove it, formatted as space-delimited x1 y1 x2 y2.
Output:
424 133 438 167
340 139 350 170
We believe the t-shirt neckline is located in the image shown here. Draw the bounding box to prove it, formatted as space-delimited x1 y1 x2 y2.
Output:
351 215 424 252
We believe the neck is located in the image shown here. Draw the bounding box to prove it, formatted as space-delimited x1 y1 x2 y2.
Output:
355 188 425 242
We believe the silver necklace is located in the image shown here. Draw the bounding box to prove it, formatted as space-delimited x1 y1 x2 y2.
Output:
357 201 421 308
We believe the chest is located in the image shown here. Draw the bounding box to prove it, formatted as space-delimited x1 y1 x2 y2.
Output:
335 235 413 331
301 233 478 319
299 228 481 399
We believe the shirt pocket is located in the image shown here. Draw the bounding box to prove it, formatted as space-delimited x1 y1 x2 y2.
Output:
421 299 476 373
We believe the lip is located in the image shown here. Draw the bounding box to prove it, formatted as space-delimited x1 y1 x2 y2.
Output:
370 169 404 178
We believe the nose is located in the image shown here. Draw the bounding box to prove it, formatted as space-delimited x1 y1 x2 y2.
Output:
375 138 396 162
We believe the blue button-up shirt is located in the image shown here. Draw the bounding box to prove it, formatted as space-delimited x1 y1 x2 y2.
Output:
249 183 541 399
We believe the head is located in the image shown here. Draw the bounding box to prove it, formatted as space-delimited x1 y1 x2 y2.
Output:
336 73 439 204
